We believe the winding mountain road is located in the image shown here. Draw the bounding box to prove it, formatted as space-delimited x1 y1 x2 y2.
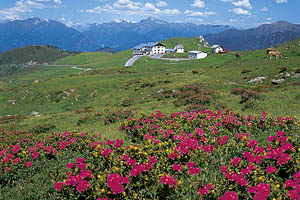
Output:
125 55 144 67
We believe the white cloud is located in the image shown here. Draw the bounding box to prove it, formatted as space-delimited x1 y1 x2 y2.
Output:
231 8 250 15
274 0 288 3
191 0 205 8
184 10 216 17
261 7 268 12
159 9 181 15
232 0 252 9
81 1 180 16
156 1 168 7
54 0 62 4
265 17 272 20
0 0 63 20
145 3 156 10
113 0 143 10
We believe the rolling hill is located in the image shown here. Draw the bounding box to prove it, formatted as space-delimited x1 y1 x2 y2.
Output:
0 45 77 65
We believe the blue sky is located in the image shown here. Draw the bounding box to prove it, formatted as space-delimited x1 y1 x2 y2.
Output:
0 0 298 28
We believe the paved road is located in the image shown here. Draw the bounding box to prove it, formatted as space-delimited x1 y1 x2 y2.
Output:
125 54 192 67
71 66 92 72
125 55 144 67
148 54 192 61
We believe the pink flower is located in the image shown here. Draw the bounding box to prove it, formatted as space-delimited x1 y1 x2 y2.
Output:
248 183 270 200
67 162 76 169
172 164 182 172
76 180 91 192
75 158 85 164
149 156 157 164
198 184 214 195
32 151 39 159
160 175 177 188
25 161 33 168
293 171 300 183
218 191 238 200
221 166 229 175
107 174 129 194
187 162 196 168
13 157 21 165
101 148 112 158
231 157 242 167
11 145 21 154
188 167 201 175
247 140 258 149
4 167 10 173
286 190 300 200
217 136 229 145
0 149 7 157
54 182 64 191
277 153 292 165
266 166 277 174
127 158 137 166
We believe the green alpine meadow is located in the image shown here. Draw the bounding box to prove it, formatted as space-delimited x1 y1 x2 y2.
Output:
1 32 300 199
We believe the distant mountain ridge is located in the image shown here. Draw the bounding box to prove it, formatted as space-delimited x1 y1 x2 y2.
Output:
0 17 99 53
0 17 233 53
204 21 300 51
81 17 233 51
1 18 300 53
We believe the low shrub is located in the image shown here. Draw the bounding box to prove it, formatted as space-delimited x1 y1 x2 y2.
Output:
104 109 135 125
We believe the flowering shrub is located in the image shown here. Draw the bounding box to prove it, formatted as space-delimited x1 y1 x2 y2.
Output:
104 109 135 125
1 109 300 199
232 88 260 103
173 85 214 107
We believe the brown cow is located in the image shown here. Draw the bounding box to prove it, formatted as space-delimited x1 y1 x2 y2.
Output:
266 47 275 55
268 50 282 60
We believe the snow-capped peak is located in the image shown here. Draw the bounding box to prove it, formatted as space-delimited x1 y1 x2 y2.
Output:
113 19 137 24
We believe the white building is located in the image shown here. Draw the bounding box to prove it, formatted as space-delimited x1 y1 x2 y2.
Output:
151 43 166 55
175 44 184 53
133 42 166 55
189 51 207 59
211 45 225 54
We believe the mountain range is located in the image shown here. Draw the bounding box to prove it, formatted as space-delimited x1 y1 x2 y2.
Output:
0 17 300 53
204 21 300 51
0 17 232 53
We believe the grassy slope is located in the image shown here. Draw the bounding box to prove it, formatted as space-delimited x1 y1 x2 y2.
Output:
161 37 212 58
0 37 299 136
55 50 132 69
161 37 211 53
55 52 111 66
0 45 75 65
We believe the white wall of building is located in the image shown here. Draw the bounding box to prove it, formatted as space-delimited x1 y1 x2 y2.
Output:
176 48 184 53
152 46 165 54
189 52 207 59
215 47 224 53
